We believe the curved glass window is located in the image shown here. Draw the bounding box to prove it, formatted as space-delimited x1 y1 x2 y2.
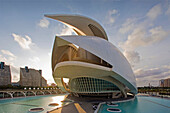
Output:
70 77 119 93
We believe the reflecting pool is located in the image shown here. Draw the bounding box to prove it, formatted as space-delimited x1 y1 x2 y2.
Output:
98 96 170 113
0 94 71 113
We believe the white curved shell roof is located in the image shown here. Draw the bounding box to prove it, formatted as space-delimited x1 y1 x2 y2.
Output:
56 35 137 93
45 14 108 40
45 14 137 94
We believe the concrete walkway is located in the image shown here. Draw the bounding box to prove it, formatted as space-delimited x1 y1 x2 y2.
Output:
74 103 86 113
48 102 94 113
48 94 134 113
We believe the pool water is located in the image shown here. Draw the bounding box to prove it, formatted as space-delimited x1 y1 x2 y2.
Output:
98 96 170 113
0 94 71 113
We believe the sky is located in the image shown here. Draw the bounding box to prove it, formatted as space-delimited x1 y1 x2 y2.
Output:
0 0 170 87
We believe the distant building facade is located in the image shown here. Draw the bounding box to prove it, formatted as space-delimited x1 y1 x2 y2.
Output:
0 62 11 86
159 78 170 87
19 66 47 87
41 77 47 87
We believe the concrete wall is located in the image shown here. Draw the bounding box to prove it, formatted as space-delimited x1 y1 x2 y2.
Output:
19 67 47 87
41 77 47 87
159 78 170 87
0 64 11 86
164 78 170 87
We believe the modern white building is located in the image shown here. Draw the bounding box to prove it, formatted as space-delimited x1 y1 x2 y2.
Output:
46 14 137 98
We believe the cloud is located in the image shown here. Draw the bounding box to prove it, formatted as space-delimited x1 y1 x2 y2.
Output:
56 25 75 36
119 18 136 34
29 56 40 63
135 65 170 79
28 57 41 69
0 50 19 82
0 54 7 62
123 51 140 64
38 18 50 28
118 4 169 65
12 33 35 50
136 78 159 87
135 65 170 86
119 4 162 35
105 9 119 24
10 65 19 74
10 65 20 82
120 26 169 51
0 54 20 82
0 59 20 82
109 17 115 24
48 52 51 56
146 4 161 20
13 75 19 82
1 50 16 58
119 26 168 65
1 50 16 63
0 50 16 65
109 9 118 15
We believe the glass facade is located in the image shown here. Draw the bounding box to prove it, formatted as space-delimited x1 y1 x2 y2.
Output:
70 77 119 93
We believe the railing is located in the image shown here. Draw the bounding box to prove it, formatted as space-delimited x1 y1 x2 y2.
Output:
0 89 64 99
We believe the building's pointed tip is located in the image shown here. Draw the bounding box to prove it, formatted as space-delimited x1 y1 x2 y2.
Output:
44 14 52 18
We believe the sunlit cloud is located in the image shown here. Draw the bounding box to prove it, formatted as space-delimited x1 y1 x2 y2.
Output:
48 52 51 56
0 54 7 62
135 66 170 78
136 78 159 87
120 26 169 65
56 25 75 36
29 56 40 63
146 4 162 20
109 9 118 15
38 18 50 28
1 50 16 64
105 9 119 24
118 4 169 65
1 50 16 58
10 65 20 82
120 26 169 51
0 54 20 82
135 65 170 86
119 18 136 34
12 33 35 50
0 49 16 65
0 50 19 82
123 50 140 65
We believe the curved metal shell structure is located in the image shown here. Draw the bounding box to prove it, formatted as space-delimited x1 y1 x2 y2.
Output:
46 14 137 98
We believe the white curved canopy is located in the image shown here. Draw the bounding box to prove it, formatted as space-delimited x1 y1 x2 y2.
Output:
56 35 137 94
45 14 108 40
